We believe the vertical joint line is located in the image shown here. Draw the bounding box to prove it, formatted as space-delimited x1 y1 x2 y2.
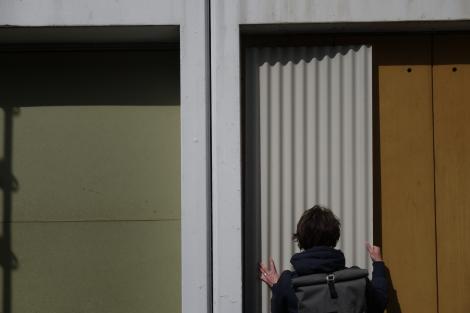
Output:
351 51 357 263
430 35 440 313
291 55 296 256
327 52 332 206
207 0 213 312
279 51 284 269
339 52 344 249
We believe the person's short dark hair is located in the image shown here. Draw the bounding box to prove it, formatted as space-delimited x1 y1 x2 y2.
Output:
293 205 341 250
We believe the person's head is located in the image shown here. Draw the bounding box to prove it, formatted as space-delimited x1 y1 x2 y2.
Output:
292 205 341 250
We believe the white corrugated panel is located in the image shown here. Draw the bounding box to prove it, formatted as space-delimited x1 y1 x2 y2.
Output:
246 45 372 313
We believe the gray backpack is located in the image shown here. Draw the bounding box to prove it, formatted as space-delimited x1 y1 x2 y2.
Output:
291 267 369 313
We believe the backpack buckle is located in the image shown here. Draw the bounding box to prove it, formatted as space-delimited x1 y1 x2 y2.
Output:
326 273 338 299
326 274 335 282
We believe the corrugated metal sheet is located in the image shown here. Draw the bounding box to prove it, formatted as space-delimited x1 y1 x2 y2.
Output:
245 45 372 313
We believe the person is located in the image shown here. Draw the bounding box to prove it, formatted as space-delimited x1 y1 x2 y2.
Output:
259 205 388 313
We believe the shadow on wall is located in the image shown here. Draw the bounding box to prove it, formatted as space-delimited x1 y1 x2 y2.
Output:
0 106 20 313
255 45 366 66
0 50 179 108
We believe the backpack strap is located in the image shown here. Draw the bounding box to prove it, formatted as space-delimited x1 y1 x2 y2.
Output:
292 267 369 288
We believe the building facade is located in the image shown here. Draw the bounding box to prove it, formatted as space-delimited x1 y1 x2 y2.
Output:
1 1 470 313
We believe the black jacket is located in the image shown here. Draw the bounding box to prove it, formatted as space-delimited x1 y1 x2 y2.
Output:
271 246 388 313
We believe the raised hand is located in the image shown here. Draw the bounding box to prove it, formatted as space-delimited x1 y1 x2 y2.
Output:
366 243 383 262
259 257 280 288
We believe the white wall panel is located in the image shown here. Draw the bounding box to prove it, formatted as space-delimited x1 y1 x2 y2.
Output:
246 45 372 313
0 0 181 26
181 1 211 313
240 0 470 24
210 0 243 312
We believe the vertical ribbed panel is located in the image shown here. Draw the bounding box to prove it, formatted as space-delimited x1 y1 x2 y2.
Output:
246 45 372 313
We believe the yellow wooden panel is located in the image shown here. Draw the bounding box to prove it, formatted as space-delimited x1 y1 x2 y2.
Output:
376 37 438 313
433 34 470 313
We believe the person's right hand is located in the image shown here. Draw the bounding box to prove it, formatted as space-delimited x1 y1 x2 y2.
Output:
366 243 383 262
259 257 280 288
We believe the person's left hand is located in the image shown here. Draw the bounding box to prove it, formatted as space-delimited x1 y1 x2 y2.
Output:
366 243 383 262
259 257 279 288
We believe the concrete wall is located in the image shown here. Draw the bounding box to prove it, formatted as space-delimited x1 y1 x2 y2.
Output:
2 0 470 26
0 0 181 26
240 0 470 24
